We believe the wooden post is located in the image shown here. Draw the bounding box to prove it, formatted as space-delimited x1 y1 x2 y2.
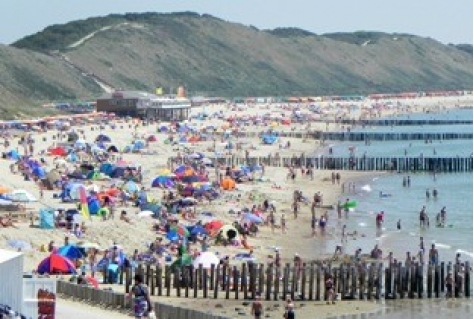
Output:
233 266 239 299
198 264 204 290
273 266 280 301
146 264 151 287
465 261 471 298
193 267 199 298
350 266 356 299
308 263 314 301
184 266 190 298
157 265 163 296
174 267 181 297
210 264 215 291
225 266 231 299
440 262 445 293
102 265 108 284
242 263 248 300
165 265 171 297
359 265 365 300
119 266 125 285
427 264 433 298
125 267 131 294
150 268 155 296
417 264 423 298
290 265 297 301
257 264 264 297
409 264 416 299
283 263 290 300
203 268 208 299
316 264 321 301
454 263 460 298
385 267 391 299
434 265 440 298
367 264 373 300
375 263 382 300
265 264 272 301
392 264 397 300
301 263 307 300
250 263 257 299
213 265 220 299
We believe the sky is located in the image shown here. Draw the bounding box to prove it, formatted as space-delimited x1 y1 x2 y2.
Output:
0 0 472 45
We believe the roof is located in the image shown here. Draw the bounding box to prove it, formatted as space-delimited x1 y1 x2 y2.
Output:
0 249 23 264
97 91 159 100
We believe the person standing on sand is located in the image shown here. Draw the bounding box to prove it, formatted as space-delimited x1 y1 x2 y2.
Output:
311 212 317 237
291 200 300 219
251 295 263 319
128 274 153 319
281 214 287 234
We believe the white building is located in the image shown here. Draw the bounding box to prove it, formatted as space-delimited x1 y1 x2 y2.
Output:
0 249 24 314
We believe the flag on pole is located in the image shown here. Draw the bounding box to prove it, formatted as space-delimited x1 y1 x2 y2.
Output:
79 186 90 220
155 87 163 95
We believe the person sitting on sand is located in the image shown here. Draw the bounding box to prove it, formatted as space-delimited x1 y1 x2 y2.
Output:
0 217 17 228
120 210 132 223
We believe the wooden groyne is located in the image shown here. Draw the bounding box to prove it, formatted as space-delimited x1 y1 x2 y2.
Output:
313 118 473 126
98 261 471 301
170 156 474 172
212 131 472 142
316 132 473 142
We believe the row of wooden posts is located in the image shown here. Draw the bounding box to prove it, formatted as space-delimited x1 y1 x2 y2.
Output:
311 118 473 126
101 261 471 301
205 130 473 141
170 155 474 173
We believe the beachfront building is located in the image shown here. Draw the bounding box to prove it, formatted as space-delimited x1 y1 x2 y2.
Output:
96 90 192 121
0 249 24 314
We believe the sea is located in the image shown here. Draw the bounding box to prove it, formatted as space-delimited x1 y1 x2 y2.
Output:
313 108 473 261
312 107 473 317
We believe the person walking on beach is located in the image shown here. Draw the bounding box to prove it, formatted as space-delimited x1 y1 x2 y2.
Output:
426 188 430 199
251 295 263 319
128 274 153 319
325 274 336 304
445 272 454 299
281 213 287 234
429 244 439 266
291 200 300 219
396 219 401 230
311 212 317 237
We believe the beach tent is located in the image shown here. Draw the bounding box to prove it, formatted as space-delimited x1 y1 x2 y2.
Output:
48 147 68 157
123 181 139 193
37 253 76 275
32 166 46 179
193 252 220 269
6 149 20 160
262 135 278 145
10 190 37 202
242 213 264 224
39 209 55 229
221 178 236 191
107 145 119 153
87 197 102 214
96 134 111 142
74 139 87 149
217 224 240 240
147 135 157 142
58 245 84 260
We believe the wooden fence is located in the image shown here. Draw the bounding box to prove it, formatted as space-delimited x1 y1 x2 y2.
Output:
56 281 228 319
101 261 471 301
169 156 474 172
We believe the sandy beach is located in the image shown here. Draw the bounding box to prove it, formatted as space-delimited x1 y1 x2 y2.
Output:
0 94 471 318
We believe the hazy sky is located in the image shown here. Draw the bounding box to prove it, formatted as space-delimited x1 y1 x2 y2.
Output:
0 0 472 45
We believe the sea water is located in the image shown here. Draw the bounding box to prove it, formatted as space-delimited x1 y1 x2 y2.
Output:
319 108 473 264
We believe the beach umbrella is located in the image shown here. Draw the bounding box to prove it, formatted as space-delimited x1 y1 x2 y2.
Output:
137 210 154 218
242 213 264 224
342 200 358 209
193 252 220 269
37 253 76 275
205 220 224 233
7 239 32 251
58 245 85 260
77 242 101 251
85 276 99 289
171 224 190 237
96 134 111 142
190 225 208 236
166 230 179 241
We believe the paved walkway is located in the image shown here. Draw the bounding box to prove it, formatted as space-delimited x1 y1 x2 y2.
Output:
55 298 131 319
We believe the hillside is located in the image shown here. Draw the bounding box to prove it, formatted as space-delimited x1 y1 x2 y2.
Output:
2 12 472 114
0 45 102 118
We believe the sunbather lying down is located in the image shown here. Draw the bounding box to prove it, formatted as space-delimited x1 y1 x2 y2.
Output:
0 217 17 228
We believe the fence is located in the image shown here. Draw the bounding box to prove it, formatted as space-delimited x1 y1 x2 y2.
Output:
56 281 228 319
169 156 474 172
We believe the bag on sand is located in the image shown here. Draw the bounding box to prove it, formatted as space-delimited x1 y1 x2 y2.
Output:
148 310 157 319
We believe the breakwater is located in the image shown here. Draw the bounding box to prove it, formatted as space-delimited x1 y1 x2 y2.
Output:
313 118 473 126
170 156 473 172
